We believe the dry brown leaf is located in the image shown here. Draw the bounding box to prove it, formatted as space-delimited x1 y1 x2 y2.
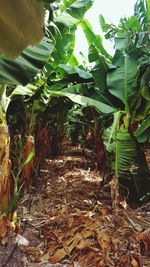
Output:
79 250 104 267
139 228 150 256
0 214 8 238
139 228 150 244
118 255 130 266
81 229 94 239
0 0 44 58
100 207 112 215
14 143 148 266
76 239 94 250
66 232 83 252
95 230 111 252
131 256 139 267
48 247 68 263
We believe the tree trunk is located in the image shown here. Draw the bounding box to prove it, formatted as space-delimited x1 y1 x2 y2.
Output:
0 122 11 238
96 134 106 171
21 135 35 185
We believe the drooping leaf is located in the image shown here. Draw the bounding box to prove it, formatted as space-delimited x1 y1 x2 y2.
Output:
135 97 150 121
141 65 150 100
48 83 116 114
66 0 93 19
104 111 122 152
114 36 128 52
88 44 108 89
135 129 150 143
115 128 150 200
59 64 92 79
88 44 121 109
50 0 93 70
103 127 116 153
0 38 53 85
55 0 93 27
55 12 78 27
11 85 37 97
61 0 76 11
135 116 150 142
47 27 76 70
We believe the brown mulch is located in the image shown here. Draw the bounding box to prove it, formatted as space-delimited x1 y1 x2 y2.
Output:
0 142 150 267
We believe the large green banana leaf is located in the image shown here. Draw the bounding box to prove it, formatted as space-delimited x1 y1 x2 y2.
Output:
10 79 115 114
135 116 150 143
107 50 140 114
115 128 150 200
47 82 116 113
55 0 93 27
0 38 53 86
49 90 115 114
141 65 150 101
88 44 123 109
88 44 109 91
134 0 150 32
81 19 111 59
59 64 92 79
46 0 93 73
103 111 122 152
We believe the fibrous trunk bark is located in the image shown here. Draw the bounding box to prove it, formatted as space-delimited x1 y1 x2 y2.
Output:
21 135 35 184
0 122 11 237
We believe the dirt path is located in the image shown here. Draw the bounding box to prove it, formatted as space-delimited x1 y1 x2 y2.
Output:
0 142 150 266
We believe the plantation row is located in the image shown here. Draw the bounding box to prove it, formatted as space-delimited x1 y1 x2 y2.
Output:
0 0 149 238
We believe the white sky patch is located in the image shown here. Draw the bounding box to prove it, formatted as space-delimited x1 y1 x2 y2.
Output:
74 0 137 59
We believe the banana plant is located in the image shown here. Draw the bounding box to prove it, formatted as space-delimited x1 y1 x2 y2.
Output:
0 84 42 238
52 0 149 201
0 9 54 237
0 0 95 236
6 0 95 186
45 0 150 201
99 0 150 201
44 0 94 79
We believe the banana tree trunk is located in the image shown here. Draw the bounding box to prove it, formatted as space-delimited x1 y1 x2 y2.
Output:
91 124 106 170
36 121 50 161
21 135 35 185
96 134 106 171
0 120 11 238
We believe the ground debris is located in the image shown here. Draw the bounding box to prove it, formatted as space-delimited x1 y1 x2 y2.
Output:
1 142 150 267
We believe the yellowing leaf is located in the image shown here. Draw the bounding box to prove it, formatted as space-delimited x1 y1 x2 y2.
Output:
0 0 44 58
